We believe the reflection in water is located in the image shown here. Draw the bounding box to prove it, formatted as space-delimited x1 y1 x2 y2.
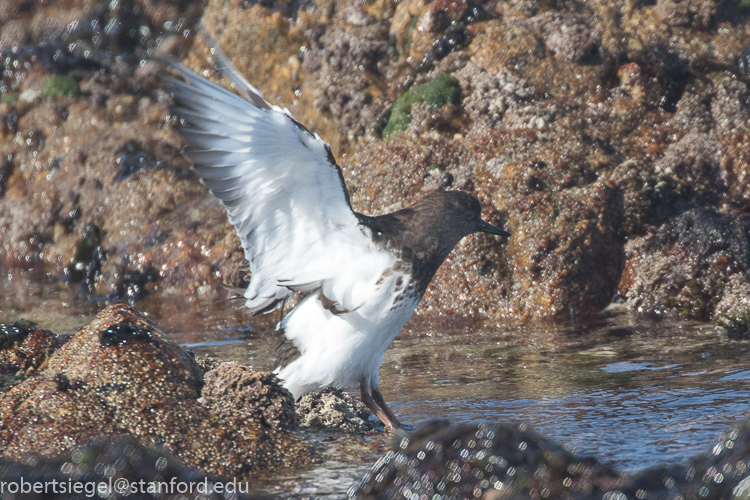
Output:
2 270 749 494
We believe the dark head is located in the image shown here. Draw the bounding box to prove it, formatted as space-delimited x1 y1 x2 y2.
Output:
416 191 510 239
358 191 510 283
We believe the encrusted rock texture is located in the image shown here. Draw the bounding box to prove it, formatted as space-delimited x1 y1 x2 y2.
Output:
0 304 314 476
1 0 750 325
0 320 68 388
296 387 375 432
0 438 260 500
200 361 299 431
352 418 750 499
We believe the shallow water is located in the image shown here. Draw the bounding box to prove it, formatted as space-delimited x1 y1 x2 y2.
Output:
2 270 749 497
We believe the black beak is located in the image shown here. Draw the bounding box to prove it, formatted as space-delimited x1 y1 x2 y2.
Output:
477 220 510 237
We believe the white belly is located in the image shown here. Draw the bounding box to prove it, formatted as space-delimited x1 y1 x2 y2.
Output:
275 291 419 399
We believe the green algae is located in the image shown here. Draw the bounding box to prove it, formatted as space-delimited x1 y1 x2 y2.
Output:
0 375 25 388
382 72 460 137
407 15 420 46
716 311 750 336
0 93 18 104
42 75 81 99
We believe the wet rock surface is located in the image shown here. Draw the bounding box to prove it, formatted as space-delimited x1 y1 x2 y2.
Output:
714 273 750 335
619 209 750 320
353 420 621 499
296 387 375 433
0 320 68 390
0 438 267 499
200 361 299 431
0 304 314 476
1 0 750 323
352 418 750 500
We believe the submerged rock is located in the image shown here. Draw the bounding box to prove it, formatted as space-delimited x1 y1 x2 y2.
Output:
0 305 314 475
625 419 750 499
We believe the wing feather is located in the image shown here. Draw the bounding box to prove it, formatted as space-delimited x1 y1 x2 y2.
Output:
166 60 395 314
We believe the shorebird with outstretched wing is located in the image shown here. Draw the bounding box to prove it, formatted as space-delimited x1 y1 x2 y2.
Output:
165 53 509 430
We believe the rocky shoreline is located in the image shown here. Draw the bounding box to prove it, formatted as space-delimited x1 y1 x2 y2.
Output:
0 0 748 327
0 305 314 476
1 0 750 496
1 306 750 499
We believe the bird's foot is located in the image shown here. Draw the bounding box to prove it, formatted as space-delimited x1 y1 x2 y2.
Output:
360 383 403 432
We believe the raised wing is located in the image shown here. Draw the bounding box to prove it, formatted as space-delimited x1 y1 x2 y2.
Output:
166 60 383 314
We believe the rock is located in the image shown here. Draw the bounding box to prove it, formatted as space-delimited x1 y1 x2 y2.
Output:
741 43 750 81
408 101 457 135
352 418 750 499
200 362 298 431
519 11 601 63
0 72 238 300
198 0 307 122
500 181 624 318
196 354 232 373
0 321 67 390
452 61 532 134
618 209 750 319
655 0 717 28
405 0 490 70
62 222 105 292
711 78 750 131
0 305 314 475
296 388 374 432
351 419 622 498
0 438 262 499
345 136 510 316
654 132 724 208
541 16 601 63
2 0 750 322
714 274 750 336
625 419 750 499
673 85 714 134
302 6 390 144
41 75 81 99
606 159 661 236
382 72 460 137
105 94 139 122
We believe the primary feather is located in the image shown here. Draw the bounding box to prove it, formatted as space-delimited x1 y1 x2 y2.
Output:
168 62 388 314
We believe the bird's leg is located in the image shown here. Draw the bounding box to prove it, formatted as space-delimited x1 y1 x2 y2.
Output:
360 382 401 431
371 387 403 430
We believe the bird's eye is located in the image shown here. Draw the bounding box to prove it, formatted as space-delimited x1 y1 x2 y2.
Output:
376 231 382 237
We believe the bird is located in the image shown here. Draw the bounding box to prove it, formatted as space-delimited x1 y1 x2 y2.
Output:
165 51 510 430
